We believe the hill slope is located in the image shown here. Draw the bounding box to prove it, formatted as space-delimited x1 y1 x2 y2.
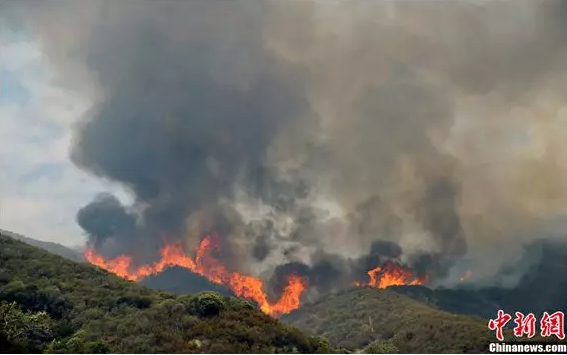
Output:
140 266 234 297
390 239 567 321
283 287 499 353
0 229 85 262
388 285 501 321
0 234 337 353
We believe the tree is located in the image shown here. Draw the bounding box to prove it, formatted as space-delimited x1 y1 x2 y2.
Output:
0 302 53 351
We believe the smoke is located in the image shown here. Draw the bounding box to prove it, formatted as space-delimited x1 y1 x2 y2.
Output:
76 193 135 252
11 0 567 288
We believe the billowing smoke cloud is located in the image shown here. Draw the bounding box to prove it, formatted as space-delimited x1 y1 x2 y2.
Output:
76 193 135 251
10 0 567 289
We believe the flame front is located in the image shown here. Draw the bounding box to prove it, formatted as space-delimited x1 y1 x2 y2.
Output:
355 261 427 288
85 233 305 317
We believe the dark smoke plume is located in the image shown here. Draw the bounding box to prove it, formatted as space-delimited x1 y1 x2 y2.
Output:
10 0 567 290
76 193 135 251
64 1 314 271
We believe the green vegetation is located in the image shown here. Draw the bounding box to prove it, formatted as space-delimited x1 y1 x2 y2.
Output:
284 287 564 353
0 234 338 353
4 232 562 354
363 339 399 354
0 302 53 352
0 230 84 263
283 287 499 353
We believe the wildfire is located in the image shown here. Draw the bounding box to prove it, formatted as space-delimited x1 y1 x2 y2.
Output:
85 233 305 317
460 269 473 282
355 261 427 288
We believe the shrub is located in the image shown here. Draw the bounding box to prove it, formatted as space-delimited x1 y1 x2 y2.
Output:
0 302 53 351
190 292 226 317
364 340 399 354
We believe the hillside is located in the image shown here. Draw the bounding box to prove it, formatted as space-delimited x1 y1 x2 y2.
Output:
387 285 500 321
391 239 567 321
0 234 337 353
283 287 500 353
0 231 233 298
140 266 234 297
0 230 85 263
12 229 565 326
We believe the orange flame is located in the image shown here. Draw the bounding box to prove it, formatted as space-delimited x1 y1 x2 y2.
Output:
85 233 305 317
460 269 472 282
355 261 427 288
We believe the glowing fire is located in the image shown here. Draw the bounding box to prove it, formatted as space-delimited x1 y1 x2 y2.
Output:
85 233 305 317
460 269 472 282
355 261 427 288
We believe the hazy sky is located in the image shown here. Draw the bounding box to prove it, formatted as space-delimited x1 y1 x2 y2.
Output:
0 16 128 246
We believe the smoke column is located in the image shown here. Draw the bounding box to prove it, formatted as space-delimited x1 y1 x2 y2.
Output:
10 0 567 290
